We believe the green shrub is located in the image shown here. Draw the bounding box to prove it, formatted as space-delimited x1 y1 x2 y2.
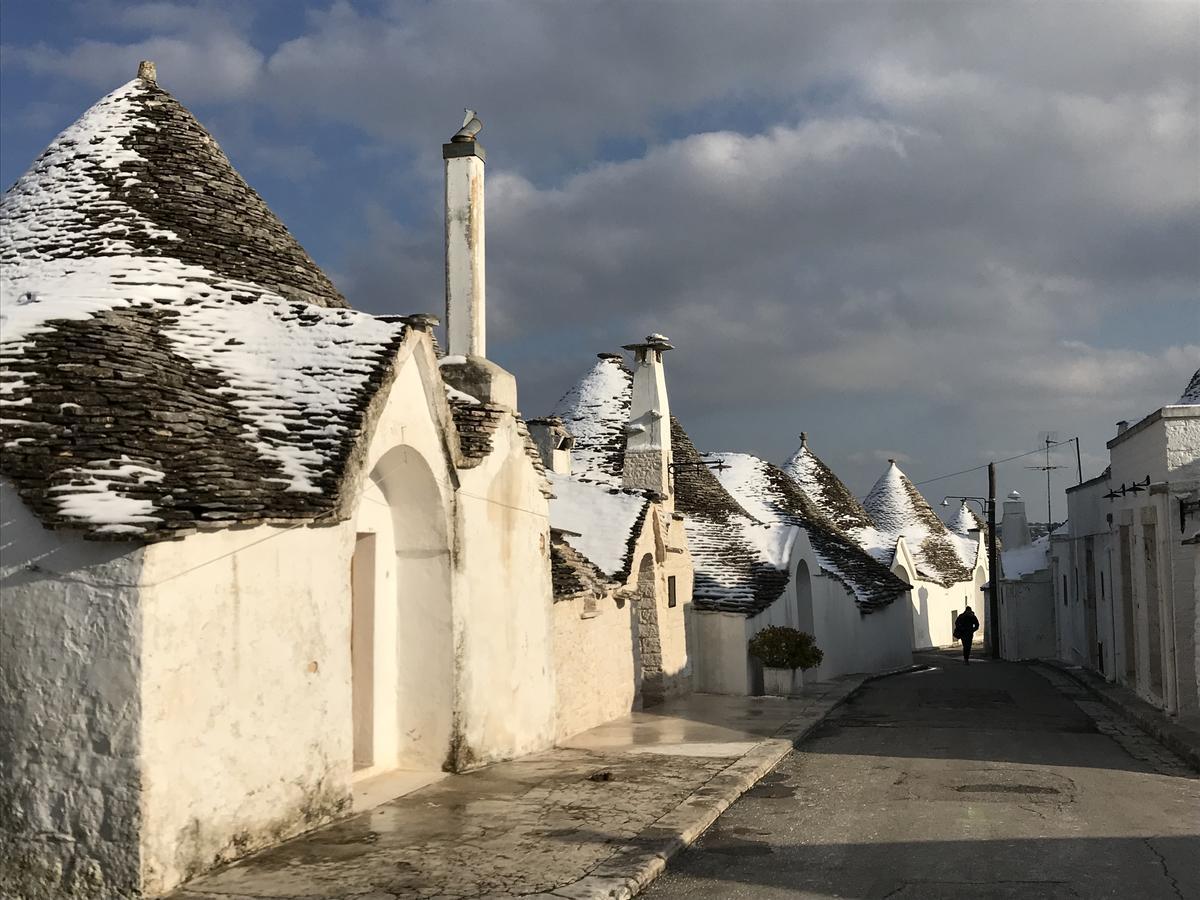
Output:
748 626 824 671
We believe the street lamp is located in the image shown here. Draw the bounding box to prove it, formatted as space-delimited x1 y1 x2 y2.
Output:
940 466 1000 659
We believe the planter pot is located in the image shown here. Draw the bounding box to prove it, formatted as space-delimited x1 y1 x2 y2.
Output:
762 666 802 697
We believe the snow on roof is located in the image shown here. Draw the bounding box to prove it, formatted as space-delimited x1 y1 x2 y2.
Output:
945 502 985 567
862 462 974 587
0 74 406 539
546 472 648 580
551 354 632 486
710 451 907 612
1002 534 1050 580
671 418 790 616
1176 368 1200 405
782 439 876 533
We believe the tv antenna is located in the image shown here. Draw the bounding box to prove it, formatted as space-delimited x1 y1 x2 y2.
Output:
1027 430 1063 528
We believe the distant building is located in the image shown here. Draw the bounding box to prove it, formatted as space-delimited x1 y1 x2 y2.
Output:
667 430 911 696
1051 370 1200 721
786 444 987 651
995 491 1057 659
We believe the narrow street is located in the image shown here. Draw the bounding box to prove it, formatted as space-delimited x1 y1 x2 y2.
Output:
645 652 1200 900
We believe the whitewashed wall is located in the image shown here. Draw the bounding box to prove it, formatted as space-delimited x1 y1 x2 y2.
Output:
999 573 1057 660
692 611 753 694
452 420 557 768
138 521 356 895
0 480 145 900
552 595 638 741
895 540 983 650
657 512 694 696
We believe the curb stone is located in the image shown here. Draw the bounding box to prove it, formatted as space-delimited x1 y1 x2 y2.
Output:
542 664 928 899
1028 659 1200 773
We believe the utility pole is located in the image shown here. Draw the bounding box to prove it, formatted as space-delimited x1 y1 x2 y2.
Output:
988 461 1000 659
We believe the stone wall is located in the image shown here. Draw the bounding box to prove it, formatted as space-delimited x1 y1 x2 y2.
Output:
0 480 145 900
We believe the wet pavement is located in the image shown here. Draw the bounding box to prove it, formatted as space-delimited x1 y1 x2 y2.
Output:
170 684 863 899
644 651 1200 899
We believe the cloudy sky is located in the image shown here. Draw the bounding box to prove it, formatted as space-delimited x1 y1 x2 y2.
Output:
3 0 1197 519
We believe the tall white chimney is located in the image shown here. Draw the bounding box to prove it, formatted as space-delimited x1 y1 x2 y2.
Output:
444 110 486 358
1001 489 1031 548
622 334 674 495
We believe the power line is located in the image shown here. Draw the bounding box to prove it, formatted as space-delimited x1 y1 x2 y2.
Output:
913 441 1076 487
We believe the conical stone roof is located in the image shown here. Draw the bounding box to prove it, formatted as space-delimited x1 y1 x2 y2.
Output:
711 451 908 612
782 438 876 534
863 461 973 587
1177 368 1200 405
551 354 632 485
0 70 405 539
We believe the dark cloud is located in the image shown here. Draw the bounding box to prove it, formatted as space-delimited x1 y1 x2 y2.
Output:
3 0 1198 514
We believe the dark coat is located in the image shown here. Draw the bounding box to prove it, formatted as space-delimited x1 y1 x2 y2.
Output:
954 610 980 641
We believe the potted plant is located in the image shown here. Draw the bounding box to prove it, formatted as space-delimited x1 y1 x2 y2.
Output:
748 626 824 697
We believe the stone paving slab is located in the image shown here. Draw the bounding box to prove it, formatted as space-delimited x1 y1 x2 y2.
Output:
1029 659 1200 773
170 675 893 900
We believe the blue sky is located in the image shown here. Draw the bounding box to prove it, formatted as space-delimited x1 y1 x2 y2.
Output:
3 0 1198 516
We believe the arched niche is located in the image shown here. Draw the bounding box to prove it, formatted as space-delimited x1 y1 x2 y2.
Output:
351 445 453 775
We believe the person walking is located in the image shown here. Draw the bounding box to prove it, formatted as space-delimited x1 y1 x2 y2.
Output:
954 606 980 664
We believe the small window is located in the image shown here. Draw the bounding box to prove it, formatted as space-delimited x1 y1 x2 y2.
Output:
668 575 677 608
1062 575 1068 607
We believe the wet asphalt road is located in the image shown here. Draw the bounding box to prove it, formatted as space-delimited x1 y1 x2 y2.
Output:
644 652 1200 899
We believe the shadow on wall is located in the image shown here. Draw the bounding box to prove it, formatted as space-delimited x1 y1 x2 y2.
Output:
913 587 932 650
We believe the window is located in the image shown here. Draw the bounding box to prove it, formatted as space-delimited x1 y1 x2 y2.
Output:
668 575 677 608
1062 574 1068 607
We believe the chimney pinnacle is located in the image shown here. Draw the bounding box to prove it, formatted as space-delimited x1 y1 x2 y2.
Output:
137 60 157 84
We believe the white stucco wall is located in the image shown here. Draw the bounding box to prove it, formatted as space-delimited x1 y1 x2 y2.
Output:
895 542 983 651
657 512 694 695
1 480 145 900
692 611 753 695
999 574 1057 660
552 596 639 742
452 420 557 768
137 521 356 895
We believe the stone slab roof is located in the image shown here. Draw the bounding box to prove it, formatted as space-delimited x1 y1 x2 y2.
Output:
551 355 632 486
1176 368 1200 405
863 462 974 587
783 440 876 534
671 417 789 616
0 74 406 539
710 452 907 612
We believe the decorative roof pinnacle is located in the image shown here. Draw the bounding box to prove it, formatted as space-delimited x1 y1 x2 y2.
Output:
137 60 157 84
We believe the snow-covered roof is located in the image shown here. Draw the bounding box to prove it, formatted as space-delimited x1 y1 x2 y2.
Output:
782 438 876 534
945 502 985 567
546 472 648 580
671 418 790 615
0 72 407 539
1175 368 1200 406
1001 534 1050 580
551 354 632 486
541 353 650 587
862 462 974 587
710 451 907 612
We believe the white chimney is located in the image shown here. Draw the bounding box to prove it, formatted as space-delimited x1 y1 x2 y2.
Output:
444 110 486 358
1001 489 1031 548
622 334 674 495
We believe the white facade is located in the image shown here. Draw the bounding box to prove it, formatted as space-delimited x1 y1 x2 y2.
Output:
0 331 559 899
692 530 912 696
893 536 988 651
1054 402 1200 720
552 506 693 741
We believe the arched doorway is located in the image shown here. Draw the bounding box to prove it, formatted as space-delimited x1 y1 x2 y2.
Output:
352 446 453 776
